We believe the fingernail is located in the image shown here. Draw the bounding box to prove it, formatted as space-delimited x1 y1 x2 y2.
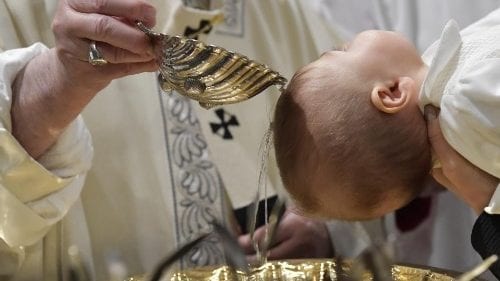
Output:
424 105 437 121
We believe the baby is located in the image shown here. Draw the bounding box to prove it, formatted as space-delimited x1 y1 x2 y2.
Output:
273 9 500 220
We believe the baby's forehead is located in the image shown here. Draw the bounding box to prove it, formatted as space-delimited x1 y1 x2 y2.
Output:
311 53 336 68
297 59 336 82
295 62 344 92
319 49 337 58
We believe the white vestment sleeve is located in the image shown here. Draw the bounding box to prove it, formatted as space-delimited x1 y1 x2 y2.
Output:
0 43 93 247
485 183 500 214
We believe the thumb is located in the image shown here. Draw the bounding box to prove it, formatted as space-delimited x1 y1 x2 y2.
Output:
424 105 452 161
237 233 254 254
431 167 455 190
424 105 441 145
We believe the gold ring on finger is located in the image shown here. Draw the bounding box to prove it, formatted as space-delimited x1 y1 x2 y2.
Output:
88 40 108 66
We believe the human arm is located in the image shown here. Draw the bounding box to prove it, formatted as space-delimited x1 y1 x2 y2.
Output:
0 44 92 249
0 0 159 251
425 106 500 278
424 105 499 214
237 209 333 262
10 0 158 159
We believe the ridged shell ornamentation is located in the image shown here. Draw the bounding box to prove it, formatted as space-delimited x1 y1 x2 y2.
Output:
137 22 287 109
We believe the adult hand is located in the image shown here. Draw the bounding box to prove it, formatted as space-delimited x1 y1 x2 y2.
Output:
425 105 498 214
237 210 333 263
11 0 158 158
51 0 158 90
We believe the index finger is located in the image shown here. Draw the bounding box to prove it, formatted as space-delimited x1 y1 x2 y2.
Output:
237 234 255 254
266 239 296 260
69 0 156 27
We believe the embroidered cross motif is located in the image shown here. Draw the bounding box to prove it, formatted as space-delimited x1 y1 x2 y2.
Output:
184 19 213 39
210 108 240 140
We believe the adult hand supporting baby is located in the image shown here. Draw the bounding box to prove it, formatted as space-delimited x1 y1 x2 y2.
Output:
424 105 498 214
237 210 333 262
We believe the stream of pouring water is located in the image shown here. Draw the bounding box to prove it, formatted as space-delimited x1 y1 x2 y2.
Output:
249 125 274 265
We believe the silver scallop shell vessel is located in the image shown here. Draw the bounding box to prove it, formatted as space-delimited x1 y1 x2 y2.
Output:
137 22 288 109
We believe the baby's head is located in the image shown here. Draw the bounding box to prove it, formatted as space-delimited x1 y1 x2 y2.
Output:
273 30 431 220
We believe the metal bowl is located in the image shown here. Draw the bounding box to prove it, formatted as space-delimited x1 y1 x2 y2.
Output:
137 22 287 109
126 259 457 281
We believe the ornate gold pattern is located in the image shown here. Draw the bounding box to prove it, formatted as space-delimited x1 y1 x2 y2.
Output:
126 259 457 281
137 22 287 109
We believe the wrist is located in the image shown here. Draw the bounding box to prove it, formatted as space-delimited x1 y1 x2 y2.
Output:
11 49 101 158
457 178 498 215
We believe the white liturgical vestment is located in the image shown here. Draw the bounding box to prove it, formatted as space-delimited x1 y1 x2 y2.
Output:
0 1 341 280
419 8 500 214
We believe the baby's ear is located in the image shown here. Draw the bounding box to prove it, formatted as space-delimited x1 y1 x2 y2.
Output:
370 77 415 114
